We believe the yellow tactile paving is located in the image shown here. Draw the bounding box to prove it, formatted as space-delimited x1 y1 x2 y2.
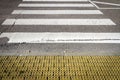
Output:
0 56 120 80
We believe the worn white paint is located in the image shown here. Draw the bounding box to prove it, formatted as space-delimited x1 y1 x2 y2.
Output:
18 3 94 7
23 0 88 2
2 19 116 25
0 32 120 43
12 10 103 14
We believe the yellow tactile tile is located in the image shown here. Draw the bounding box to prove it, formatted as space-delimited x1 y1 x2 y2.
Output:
0 56 120 80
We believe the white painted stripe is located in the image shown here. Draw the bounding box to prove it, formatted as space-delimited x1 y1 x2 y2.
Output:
0 32 120 43
92 1 120 6
18 3 94 7
23 0 88 2
99 8 120 9
12 10 103 14
89 0 99 9
2 19 116 25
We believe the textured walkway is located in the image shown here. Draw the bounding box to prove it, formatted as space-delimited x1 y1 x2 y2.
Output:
0 56 120 80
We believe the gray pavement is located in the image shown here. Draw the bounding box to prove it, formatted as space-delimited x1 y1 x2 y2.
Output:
0 0 120 55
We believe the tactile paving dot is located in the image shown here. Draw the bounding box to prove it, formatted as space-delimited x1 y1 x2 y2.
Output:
0 56 120 80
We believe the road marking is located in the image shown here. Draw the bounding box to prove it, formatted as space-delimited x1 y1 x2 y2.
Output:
99 8 120 9
92 1 120 6
91 1 120 9
18 3 94 7
23 0 88 2
89 0 99 9
12 10 103 14
2 19 116 25
1 32 120 43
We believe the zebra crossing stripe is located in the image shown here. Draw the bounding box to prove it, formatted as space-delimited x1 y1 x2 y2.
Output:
0 32 120 43
12 10 103 14
2 19 116 25
23 0 88 2
18 3 94 7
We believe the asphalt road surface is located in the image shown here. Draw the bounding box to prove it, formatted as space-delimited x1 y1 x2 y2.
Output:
0 0 120 55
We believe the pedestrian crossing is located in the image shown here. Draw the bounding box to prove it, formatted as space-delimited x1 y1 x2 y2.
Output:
18 3 94 7
2 19 115 25
0 0 118 44
1 32 120 43
23 0 88 2
0 0 119 79
12 10 103 14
